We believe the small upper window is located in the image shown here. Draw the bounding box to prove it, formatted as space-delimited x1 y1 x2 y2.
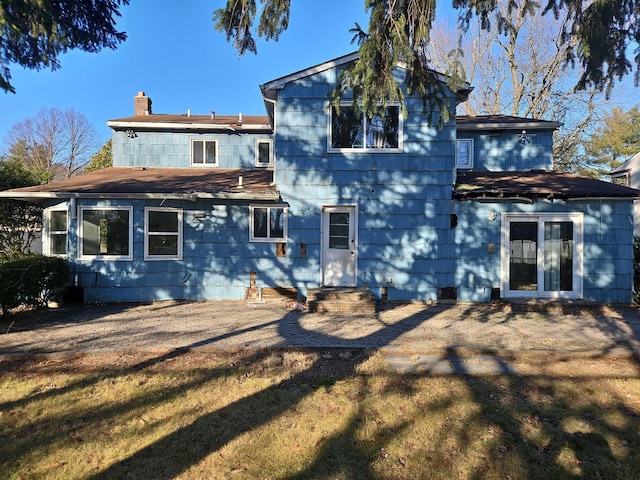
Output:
191 139 218 166
250 205 287 242
329 105 401 152
256 139 273 167
46 208 67 256
456 139 473 169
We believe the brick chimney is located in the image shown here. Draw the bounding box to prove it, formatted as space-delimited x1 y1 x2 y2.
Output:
134 91 152 116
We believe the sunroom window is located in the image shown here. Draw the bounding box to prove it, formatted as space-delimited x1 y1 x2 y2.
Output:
79 207 132 260
329 105 401 151
145 208 182 260
250 205 286 242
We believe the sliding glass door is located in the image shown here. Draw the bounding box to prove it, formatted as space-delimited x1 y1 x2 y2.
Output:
502 214 582 298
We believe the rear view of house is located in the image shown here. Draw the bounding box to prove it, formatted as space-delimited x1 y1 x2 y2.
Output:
2 53 638 304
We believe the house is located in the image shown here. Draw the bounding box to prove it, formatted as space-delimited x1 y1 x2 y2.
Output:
2 52 639 304
611 151 640 236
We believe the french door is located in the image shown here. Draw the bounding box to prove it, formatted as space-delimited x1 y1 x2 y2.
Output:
502 214 583 299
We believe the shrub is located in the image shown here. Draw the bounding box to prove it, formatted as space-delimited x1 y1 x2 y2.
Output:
0 255 68 315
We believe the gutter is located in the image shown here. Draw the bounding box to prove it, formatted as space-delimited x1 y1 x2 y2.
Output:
106 121 271 132
0 191 280 202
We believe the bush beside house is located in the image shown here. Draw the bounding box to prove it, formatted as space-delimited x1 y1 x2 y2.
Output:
0 254 68 315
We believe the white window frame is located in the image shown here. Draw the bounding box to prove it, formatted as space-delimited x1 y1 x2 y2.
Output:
144 207 183 260
456 139 474 169
44 206 68 257
191 139 218 166
327 103 403 153
255 139 274 167
501 212 583 299
250 205 287 242
78 206 133 261
611 172 629 187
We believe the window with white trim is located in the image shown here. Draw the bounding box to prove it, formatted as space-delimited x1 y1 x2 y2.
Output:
46 208 67 256
145 208 183 260
502 213 583 299
191 139 218 166
329 104 401 151
612 173 629 187
255 139 273 167
250 205 287 242
456 139 473 169
79 207 133 260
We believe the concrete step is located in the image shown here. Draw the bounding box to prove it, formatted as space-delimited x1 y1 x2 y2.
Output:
306 287 376 314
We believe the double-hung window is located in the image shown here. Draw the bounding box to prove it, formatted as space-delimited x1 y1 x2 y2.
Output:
191 139 218 166
145 208 183 260
255 139 273 167
250 205 287 242
79 207 133 260
46 208 67 256
329 104 401 152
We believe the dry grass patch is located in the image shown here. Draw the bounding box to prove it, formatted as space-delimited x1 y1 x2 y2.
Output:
1 350 640 479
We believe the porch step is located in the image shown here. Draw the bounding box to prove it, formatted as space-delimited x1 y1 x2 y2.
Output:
306 287 377 314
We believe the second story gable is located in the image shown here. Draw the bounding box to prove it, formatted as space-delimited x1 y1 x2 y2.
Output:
108 92 273 170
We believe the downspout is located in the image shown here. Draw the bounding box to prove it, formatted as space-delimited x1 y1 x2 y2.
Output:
262 95 277 186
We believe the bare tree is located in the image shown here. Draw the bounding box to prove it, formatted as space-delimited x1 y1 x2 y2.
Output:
5 108 100 182
426 0 606 174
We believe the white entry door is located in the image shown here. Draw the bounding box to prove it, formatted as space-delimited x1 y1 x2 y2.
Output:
321 206 357 287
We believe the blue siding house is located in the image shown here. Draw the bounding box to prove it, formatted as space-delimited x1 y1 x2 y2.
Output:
3 53 639 304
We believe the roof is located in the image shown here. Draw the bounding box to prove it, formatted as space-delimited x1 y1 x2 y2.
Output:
0 167 280 202
611 151 640 174
107 114 271 132
456 115 562 130
454 170 640 201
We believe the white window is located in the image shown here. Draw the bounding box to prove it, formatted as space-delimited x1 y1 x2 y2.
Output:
145 208 183 260
250 205 287 242
191 139 218 166
255 139 273 167
456 139 473 169
501 213 583 299
79 207 133 260
45 207 67 256
328 104 402 152
612 173 629 187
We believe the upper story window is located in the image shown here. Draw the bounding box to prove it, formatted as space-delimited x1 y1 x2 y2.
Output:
256 139 273 167
145 208 183 260
79 207 133 260
250 205 287 242
191 139 218 166
329 104 401 152
456 139 473 169
45 208 67 256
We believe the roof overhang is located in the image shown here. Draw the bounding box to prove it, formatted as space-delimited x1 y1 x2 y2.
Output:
0 168 280 203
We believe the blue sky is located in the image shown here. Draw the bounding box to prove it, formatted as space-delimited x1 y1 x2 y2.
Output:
1 1 636 152
0 1 373 147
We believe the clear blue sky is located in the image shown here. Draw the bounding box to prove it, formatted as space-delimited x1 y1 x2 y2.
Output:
0 0 373 147
1 1 636 152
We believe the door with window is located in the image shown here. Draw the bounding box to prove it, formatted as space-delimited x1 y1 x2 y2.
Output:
321 206 357 287
502 214 583 298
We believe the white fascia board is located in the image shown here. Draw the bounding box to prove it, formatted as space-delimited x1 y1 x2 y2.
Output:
106 121 271 131
260 52 360 93
0 191 280 202
457 121 562 131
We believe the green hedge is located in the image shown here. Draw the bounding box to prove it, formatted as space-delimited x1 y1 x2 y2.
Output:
0 255 68 315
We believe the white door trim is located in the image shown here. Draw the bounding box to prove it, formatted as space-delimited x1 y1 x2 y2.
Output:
320 204 358 287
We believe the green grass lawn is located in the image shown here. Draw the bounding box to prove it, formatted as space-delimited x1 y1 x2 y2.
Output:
1 350 639 479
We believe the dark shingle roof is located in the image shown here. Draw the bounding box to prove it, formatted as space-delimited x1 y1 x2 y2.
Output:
454 170 640 200
456 115 562 130
1 167 279 201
